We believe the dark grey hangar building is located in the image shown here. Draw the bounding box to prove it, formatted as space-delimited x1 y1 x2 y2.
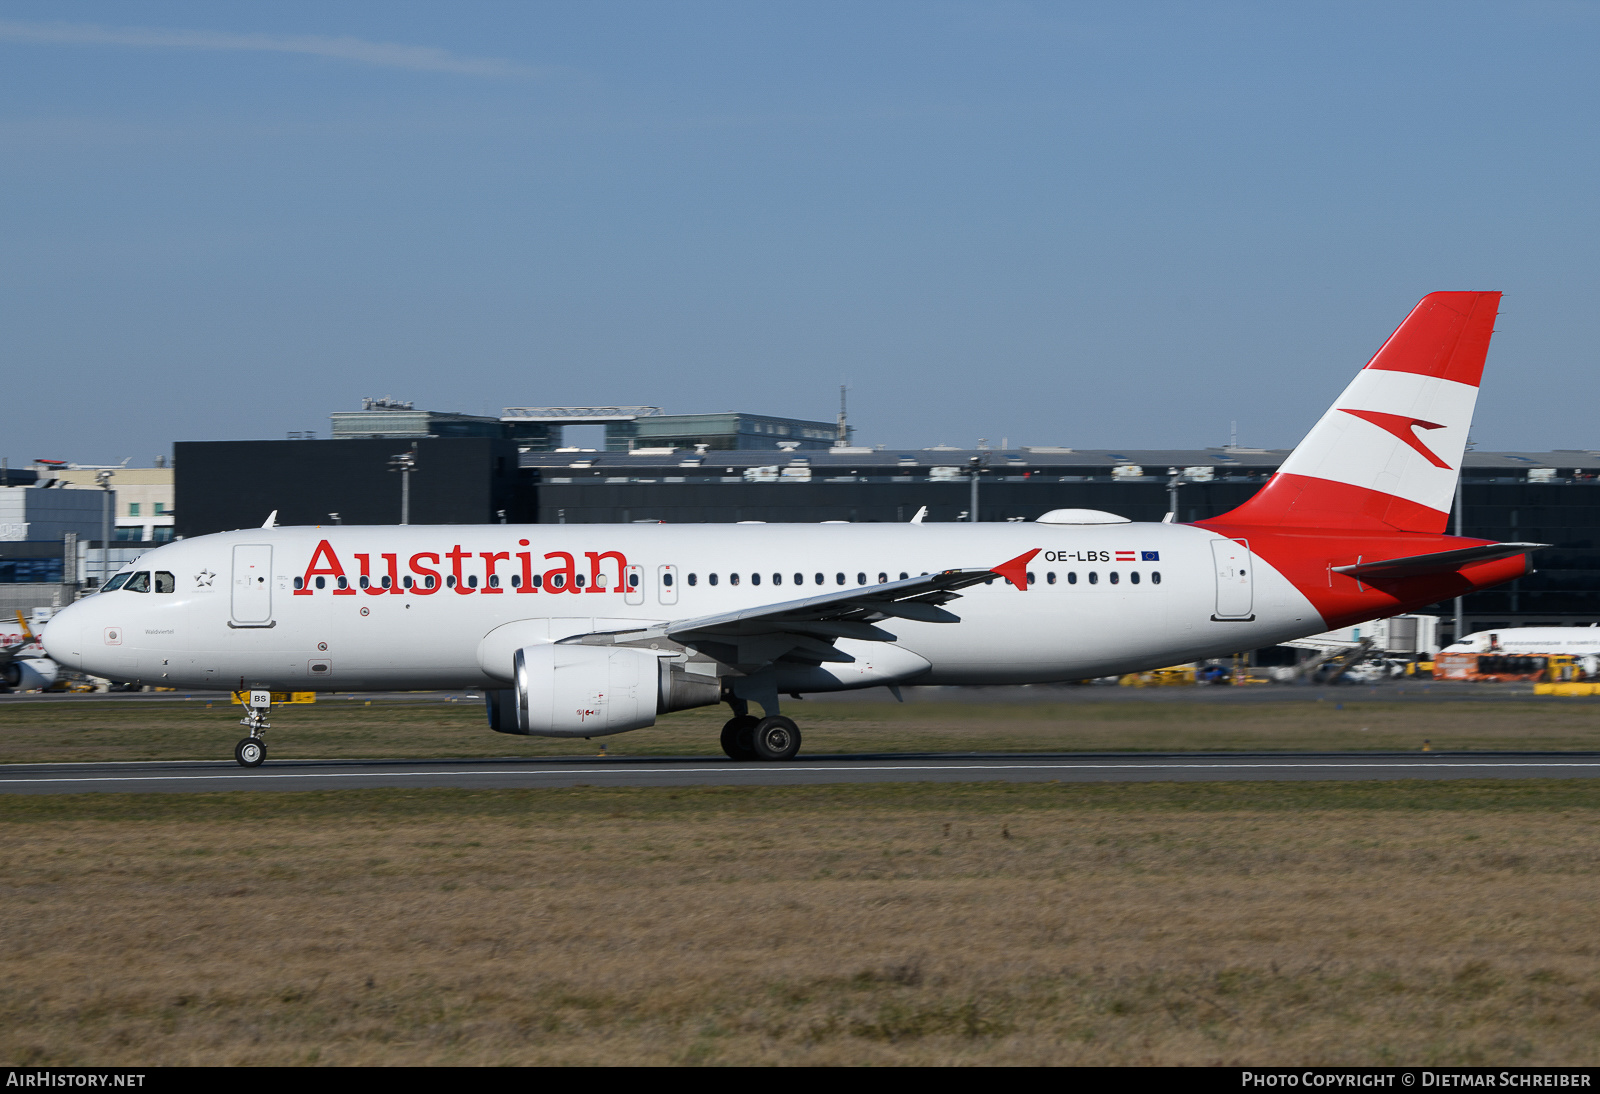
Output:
174 435 1600 635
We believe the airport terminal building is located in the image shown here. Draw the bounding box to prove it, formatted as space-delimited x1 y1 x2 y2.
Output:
6 401 1594 642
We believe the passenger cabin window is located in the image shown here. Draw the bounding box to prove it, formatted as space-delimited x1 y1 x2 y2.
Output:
814 573 824 585
125 571 151 593
857 573 866 585
293 577 304 590
315 576 326 589
1068 572 1077 584
1130 572 1140 584
1027 572 1035 585
750 573 760 585
155 571 175 593
1110 572 1119 585
772 573 781 585
510 575 520 588
403 576 414 589
359 576 370 589
836 573 845 585
337 576 349 589
731 573 741 585
1047 572 1056 584
1152 571 1162 584
899 572 908 581
709 573 719 586
1088 572 1098 585
103 573 131 592
468 575 479 588
878 572 887 584
688 573 698 586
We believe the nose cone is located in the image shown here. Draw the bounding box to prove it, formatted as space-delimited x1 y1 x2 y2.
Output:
40 602 85 671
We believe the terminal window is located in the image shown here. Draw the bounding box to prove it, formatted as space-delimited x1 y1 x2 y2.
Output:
0 559 63 583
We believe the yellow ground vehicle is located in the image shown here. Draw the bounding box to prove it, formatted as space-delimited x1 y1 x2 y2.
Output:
1118 665 1198 687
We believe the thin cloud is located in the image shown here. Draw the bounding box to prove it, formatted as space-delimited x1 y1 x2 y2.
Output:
0 20 542 79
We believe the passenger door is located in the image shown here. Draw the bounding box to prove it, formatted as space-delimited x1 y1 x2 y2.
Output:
1210 539 1254 620
230 544 274 626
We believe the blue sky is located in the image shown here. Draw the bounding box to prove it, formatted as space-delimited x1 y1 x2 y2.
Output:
4 1 1598 464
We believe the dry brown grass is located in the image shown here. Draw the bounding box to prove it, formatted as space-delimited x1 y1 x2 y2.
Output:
3 693 1599 764
3 781 1600 1065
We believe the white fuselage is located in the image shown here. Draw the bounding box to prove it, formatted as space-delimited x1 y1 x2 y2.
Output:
1443 628 1600 657
43 522 1330 692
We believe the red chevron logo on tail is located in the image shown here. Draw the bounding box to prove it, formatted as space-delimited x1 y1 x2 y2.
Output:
1339 408 1451 469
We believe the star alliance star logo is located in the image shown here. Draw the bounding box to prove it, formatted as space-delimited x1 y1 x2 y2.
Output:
195 569 215 587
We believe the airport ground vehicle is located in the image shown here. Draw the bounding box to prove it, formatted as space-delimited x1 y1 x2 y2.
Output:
41 292 1540 764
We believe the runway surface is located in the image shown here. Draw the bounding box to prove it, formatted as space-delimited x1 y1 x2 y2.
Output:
4 751 1600 794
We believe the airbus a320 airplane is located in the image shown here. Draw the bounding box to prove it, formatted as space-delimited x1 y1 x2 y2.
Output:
43 292 1541 766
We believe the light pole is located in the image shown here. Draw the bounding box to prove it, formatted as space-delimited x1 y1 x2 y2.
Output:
388 443 417 526
967 454 987 523
95 469 114 587
1453 438 1474 641
1167 471 1184 522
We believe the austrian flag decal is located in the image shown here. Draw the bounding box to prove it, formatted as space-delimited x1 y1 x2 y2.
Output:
1115 551 1136 561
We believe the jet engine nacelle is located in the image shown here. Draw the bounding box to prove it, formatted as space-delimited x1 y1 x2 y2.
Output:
1 658 59 692
485 644 721 737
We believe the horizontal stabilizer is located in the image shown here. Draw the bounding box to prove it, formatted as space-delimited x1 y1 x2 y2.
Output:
1331 542 1546 579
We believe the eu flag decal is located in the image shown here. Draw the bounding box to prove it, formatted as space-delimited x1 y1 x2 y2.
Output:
1141 551 1160 561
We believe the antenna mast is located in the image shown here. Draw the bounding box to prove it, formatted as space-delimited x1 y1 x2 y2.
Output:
835 385 852 448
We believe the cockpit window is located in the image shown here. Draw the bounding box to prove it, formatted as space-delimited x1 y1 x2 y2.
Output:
124 571 151 593
102 573 131 592
155 571 175 593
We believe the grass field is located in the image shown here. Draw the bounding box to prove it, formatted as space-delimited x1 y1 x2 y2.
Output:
2 694 1599 764
3 780 1599 1065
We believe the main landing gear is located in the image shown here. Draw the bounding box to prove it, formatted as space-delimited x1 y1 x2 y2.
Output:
234 691 270 768
720 713 802 762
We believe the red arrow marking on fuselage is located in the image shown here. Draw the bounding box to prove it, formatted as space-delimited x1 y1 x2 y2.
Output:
1339 408 1452 469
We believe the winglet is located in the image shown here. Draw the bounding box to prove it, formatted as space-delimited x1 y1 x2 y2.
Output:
990 548 1040 590
15 610 33 642
262 510 278 529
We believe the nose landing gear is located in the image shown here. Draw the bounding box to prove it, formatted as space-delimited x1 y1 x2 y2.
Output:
234 690 271 767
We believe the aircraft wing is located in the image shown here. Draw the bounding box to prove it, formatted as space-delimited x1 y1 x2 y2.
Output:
566 549 1040 671
1331 542 1547 579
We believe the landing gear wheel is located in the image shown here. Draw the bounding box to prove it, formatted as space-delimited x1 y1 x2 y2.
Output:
234 738 266 767
721 716 759 760
750 716 802 761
